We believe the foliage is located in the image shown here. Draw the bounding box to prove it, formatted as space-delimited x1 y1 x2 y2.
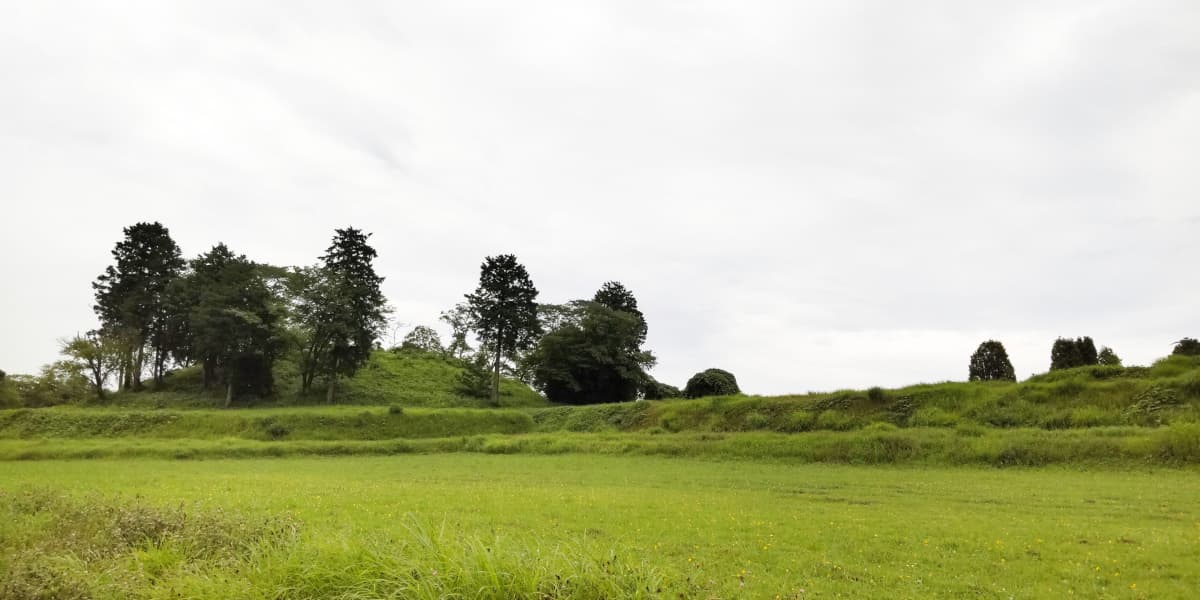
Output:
1050 336 1100 370
592 281 647 345
92 222 185 389
455 351 495 400
683 368 740 398
401 325 444 354
174 244 284 405
1173 337 1200 356
294 229 390 402
523 301 656 405
59 330 121 400
968 340 1016 381
438 303 473 359
641 378 681 400
1097 346 1121 366
466 254 541 405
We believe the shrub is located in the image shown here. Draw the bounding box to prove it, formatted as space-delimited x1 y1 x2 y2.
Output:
815 409 854 431
743 411 769 430
388 404 404 415
781 411 815 432
866 386 886 402
1174 338 1200 356
642 379 681 400
1097 346 1122 366
683 368 740 398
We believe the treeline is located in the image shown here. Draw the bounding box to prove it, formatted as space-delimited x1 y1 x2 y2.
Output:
1 222 737 408
966 337 1200 382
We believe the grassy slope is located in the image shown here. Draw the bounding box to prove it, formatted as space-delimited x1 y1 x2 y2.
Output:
103 349 547 409
3 455 1198 598
1 355 1198 465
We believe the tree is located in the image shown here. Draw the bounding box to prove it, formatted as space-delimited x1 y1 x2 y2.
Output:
401 325 444 354
593 281 647 344
523 301 656 405
968 340 1016 382
684 368 740 398
59 331 120 400
439 303 473 359
642 377 681 400
455 350 494 399
466 254 541 405
1097 346 1121 366
294 229 390 402
1077 336 1098 366
1173 338 1200 356
1050 337 1102 370
92 222 185 389
175 244 284 405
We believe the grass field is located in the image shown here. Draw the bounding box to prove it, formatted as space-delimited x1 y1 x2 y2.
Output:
2 455 1199 599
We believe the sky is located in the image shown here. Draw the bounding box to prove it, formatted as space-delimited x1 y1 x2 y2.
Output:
1 1 1198 394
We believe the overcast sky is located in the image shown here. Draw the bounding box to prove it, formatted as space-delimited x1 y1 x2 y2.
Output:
2 1 1198 394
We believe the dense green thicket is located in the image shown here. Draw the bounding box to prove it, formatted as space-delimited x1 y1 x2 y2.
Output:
683 368 739 398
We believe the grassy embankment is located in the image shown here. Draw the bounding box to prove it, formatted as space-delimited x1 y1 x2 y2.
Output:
1 355 1198 465
3 455 1198 599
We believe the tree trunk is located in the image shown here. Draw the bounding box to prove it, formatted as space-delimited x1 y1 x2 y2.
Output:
225 381 233 408
133 345 144 390
326 377 336 403
491 347 501 407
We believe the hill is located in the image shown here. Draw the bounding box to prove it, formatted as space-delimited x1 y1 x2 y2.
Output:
82 349 548 409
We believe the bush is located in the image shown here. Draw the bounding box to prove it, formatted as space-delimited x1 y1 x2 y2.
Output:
388 404 404 415
743 411 770 430
642 379 681 400
683 368 740 398
1174 338 1200 356
866 386 886 402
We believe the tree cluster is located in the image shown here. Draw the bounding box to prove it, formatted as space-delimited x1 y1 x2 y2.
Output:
1050 337 1101 370
57 223 389 405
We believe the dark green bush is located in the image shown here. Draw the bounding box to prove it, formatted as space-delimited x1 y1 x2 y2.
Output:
867 386 886 402
1173 338 1200 356
683 369 739 398
388 404 404 415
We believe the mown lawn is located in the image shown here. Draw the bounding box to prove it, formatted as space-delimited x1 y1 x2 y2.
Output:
2 455 1198 598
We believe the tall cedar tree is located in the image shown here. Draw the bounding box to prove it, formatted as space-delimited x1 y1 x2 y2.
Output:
176 244 282 405
968 340 1016 381
466 254 541 405
296 229 389 402
92 222 184 389
524 301 655 404
592 281 647 345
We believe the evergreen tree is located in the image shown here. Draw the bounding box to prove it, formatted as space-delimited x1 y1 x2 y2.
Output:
593 281 647 344
92 222 184 389
1050 338 1083 370
968 340 1016 382
295 229 390 402
1076 336 1099 366
465 254 540 405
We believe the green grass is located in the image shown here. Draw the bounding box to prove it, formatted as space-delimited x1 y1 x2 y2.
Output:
2 455 1198 598
2 424 1200 466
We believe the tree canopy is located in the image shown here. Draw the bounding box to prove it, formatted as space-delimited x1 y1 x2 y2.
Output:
523 301 655 405
968 340 1016 382
466 254 541 405
684 368 740 398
